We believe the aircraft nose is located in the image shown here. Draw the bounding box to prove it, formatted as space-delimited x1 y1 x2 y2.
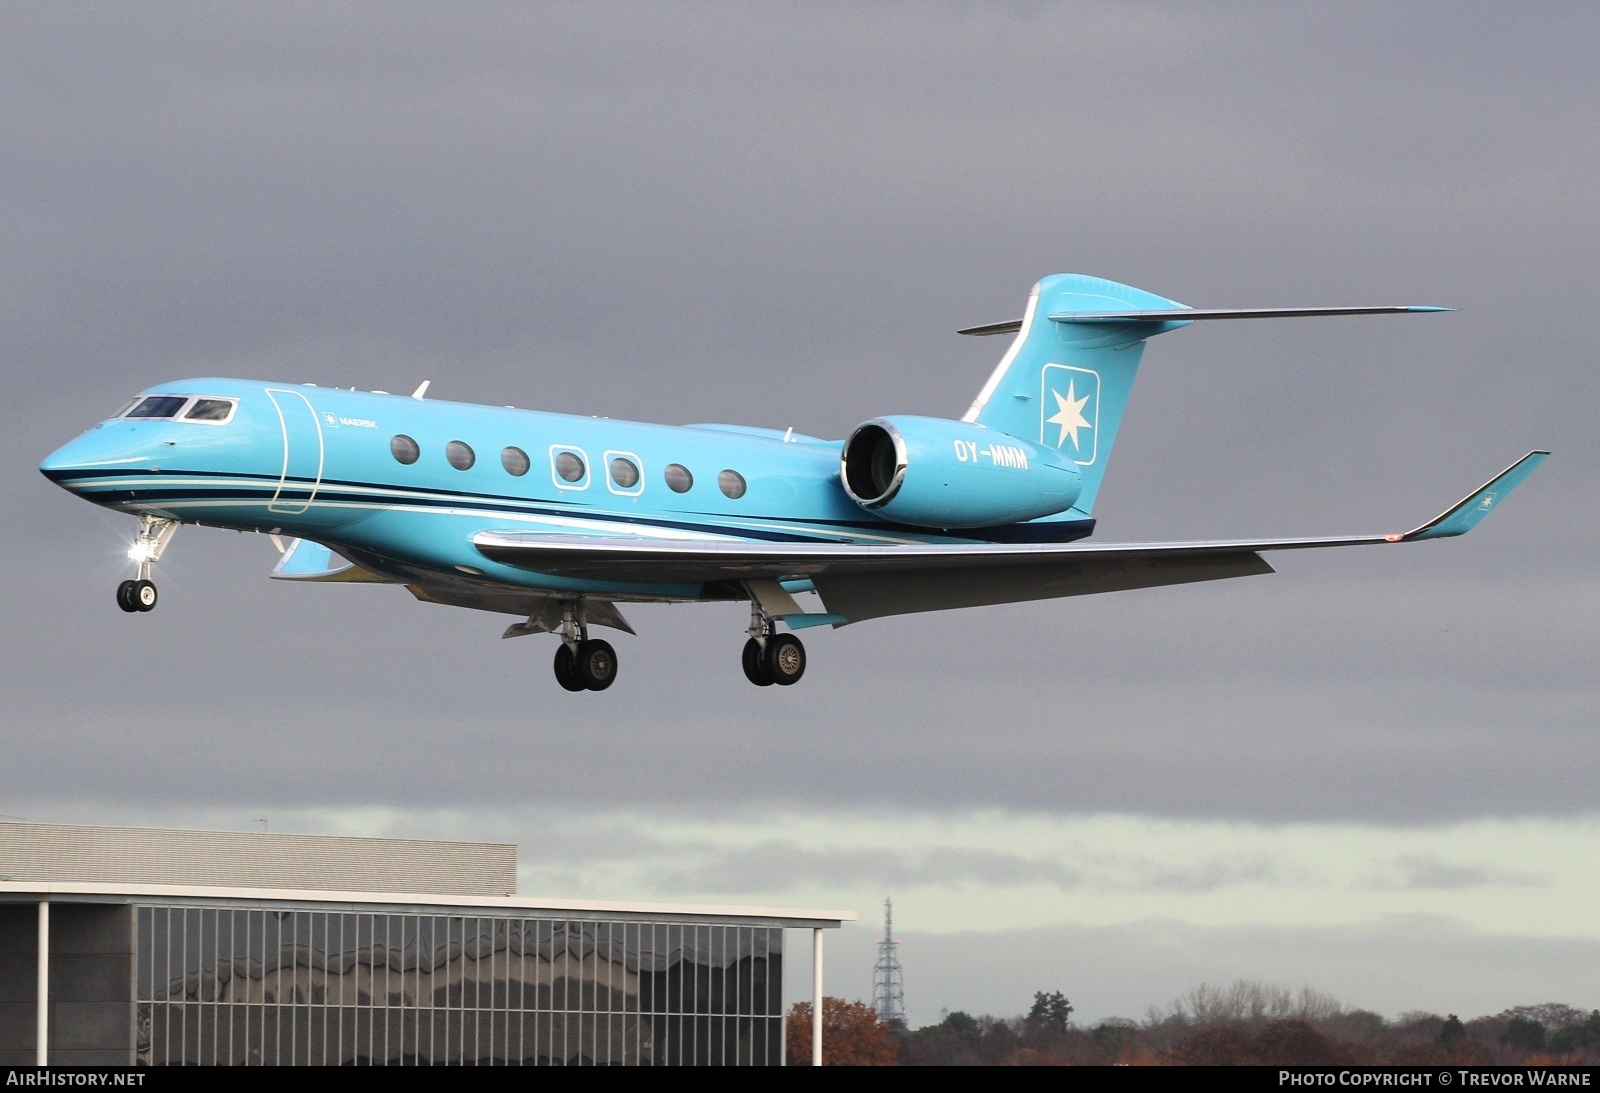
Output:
39 430 126 491
40 439 89 489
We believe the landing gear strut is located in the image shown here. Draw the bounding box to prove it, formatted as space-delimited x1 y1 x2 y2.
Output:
742 599 806 687
116 516 177 614
552 601 618 692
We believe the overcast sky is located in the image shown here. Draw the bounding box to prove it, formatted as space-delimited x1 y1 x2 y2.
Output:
4 2 1597 1026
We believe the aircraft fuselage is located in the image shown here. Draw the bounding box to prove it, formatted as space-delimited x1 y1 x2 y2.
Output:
40 378 1092 605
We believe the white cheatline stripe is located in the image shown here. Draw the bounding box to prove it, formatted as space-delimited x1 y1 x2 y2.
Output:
89 472 943 541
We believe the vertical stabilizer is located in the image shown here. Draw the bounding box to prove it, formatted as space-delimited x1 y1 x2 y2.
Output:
963 274 1188 514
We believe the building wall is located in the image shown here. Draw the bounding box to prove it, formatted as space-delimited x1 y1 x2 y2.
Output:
0 904 134 1065
0 905 37 1065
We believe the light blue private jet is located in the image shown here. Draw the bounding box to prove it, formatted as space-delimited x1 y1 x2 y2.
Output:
41 274 1546 692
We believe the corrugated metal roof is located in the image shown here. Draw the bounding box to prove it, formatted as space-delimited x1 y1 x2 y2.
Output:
0 822 517 896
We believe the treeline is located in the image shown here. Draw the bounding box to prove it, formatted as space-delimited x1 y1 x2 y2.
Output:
787 981 1600 1065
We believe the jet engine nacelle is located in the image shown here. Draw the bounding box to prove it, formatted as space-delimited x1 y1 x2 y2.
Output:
839 416 1082 528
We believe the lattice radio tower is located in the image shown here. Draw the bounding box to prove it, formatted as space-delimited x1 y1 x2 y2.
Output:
871 897 906 1027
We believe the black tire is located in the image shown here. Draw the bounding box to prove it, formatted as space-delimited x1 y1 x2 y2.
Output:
742 638 774 686
552 644 585 692
574 639 617 691
133 579 158 612
763 633 805 686
116 580 139 613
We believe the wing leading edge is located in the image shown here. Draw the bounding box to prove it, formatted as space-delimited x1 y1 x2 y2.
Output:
470 452 1547 625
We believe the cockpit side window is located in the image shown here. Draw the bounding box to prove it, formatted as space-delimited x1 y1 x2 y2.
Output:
184 398 236 423
125 395 189 419
119 394 239 423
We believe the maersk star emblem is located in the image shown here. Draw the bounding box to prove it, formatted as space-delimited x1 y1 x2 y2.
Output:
1039 363 1099 464
1047 380 1093 451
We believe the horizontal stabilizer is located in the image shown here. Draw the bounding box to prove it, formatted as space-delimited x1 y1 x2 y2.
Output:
270 539 395 582
957 320 1025 337
960 306 1449 336
1050 305 1451 324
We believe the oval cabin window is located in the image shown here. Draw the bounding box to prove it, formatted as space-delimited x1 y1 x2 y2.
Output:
554 451 586 483
664 464 693 493
446 441 475 470
391 435 421 465
501 446 530 476
718 469 747 499
609 457 640 489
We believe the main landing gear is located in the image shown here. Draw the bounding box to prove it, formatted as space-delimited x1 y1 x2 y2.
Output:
741 601 806 687
540 597 809 692
116 516 178 614
551 603 617 692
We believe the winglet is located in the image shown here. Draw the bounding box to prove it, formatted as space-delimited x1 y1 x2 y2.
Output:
1401 451 1550 541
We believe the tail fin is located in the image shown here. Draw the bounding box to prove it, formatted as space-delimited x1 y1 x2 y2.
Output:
962 274 1187 515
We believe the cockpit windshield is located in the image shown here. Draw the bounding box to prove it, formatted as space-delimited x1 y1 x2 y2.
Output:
125 395 189 419
119 394 238 424
184 398 235 421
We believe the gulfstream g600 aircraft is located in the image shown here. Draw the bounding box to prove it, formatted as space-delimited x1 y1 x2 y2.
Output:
41 274 1545 692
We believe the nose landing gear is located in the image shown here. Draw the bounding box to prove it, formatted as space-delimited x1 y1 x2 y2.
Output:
116 517 178 614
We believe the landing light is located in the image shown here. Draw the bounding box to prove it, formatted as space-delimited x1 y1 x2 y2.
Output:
128 543 155 562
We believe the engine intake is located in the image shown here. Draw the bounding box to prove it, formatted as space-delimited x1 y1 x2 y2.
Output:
839 416 1081 528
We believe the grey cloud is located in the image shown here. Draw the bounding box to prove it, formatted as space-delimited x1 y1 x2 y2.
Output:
1123 857 1283 894
1361 855 1546 893
647 841 1086 897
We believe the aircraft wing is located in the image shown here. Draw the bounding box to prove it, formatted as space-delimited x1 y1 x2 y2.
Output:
471 452 1546 624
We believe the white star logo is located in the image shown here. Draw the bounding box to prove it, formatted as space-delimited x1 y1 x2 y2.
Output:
1046 380 1092 450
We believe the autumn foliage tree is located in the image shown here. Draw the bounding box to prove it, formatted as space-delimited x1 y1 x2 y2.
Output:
786 997 899 1065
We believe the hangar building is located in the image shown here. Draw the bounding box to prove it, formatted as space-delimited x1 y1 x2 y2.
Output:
0 822 852 1065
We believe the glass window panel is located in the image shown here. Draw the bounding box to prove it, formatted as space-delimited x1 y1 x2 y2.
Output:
663 463 693 493
184 398 235 421
130 904 788 1067
554 450 585 483
718 469 747 499
446 440 475 470
390 434 420 464
501 446 530 476
609 457 640 489
127 395 189 419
